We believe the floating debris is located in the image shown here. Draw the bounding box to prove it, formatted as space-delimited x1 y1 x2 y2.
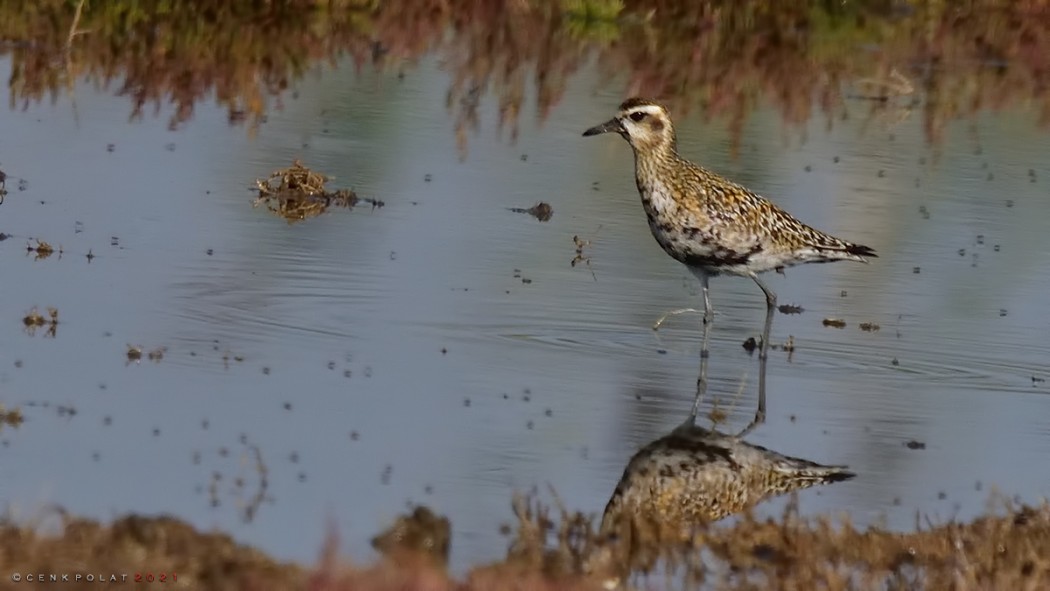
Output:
822 318 847 329
22 307 58 337
126 345 143 363
778 304 804 315
252 160 383 223
0 166 20 204
859 322 881 332
905 440 927 450
508 201 553 222
571 227 602 281
0 404 24 429
26 239 60 260
147 347 168 362
743 336 793 354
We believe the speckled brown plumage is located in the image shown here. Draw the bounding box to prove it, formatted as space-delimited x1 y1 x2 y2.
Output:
584 98 877 278
600 422 855 534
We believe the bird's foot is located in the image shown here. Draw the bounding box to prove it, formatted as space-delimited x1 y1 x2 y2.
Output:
652 308 702 331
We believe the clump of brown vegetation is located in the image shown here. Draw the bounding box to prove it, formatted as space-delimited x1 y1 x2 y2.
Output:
253 160 383 223
4 495 1050 590
0 511 305 591
308 495 1050 590
370 506 452 568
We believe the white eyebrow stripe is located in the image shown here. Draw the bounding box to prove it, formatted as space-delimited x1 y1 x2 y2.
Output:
623 104 664 117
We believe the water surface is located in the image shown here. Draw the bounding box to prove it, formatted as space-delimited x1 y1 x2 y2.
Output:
1 46 1049 571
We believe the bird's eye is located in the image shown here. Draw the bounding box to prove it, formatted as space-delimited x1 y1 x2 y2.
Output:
629 111 646 122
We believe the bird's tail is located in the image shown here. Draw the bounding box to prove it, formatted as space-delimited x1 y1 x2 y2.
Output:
808 231 878 263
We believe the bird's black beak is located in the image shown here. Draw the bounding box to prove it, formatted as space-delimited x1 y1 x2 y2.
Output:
582 118 623 137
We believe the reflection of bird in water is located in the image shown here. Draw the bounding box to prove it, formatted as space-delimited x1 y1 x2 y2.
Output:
602 420 855 528
587 414 855 586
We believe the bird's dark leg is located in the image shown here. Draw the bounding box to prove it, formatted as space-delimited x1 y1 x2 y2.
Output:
686 273 712 423
701 274 713 328
749 273 777 360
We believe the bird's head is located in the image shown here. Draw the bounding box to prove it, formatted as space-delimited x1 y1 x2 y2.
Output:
582 97 676 154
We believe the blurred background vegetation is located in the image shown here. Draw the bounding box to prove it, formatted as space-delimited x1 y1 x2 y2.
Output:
1 0 1047 149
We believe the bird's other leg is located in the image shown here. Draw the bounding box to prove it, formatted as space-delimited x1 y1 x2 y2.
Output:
749 273 777 360
652 308 700 331
653 270 714 331
735 352 768 439
686 273 713 423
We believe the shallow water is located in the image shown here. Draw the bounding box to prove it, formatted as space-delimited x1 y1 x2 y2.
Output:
1 52 1049 572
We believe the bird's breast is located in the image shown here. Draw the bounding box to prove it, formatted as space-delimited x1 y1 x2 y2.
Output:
638 188 717 260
